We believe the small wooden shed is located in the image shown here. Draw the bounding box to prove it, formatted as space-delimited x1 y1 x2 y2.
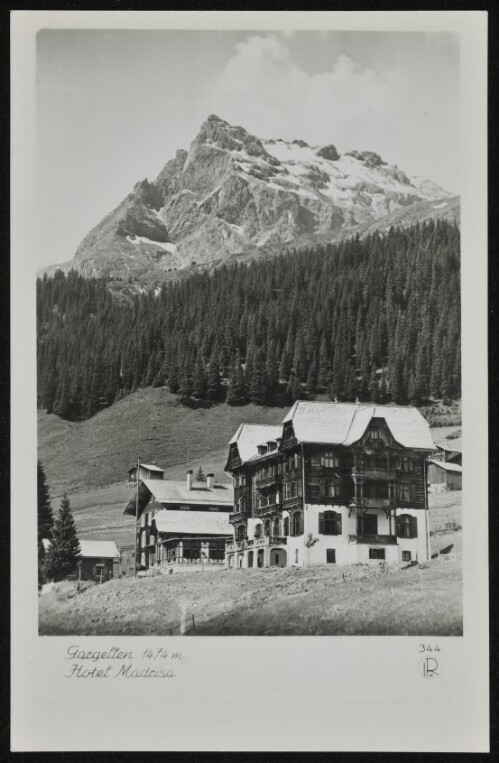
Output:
427 459 462 490
128 463 164 483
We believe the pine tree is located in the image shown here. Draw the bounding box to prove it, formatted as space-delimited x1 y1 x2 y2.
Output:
45 494 81 582
249 353 268 405
37 461 54 586
37 461 53 544
178 359 194 400
206 356 222 401
226 352 248 406
196 466 206 482
192 355 207 399
368 366 379 403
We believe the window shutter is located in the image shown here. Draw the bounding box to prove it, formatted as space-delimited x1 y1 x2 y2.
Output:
412 516 418 538
395 517 401 537
318 513 324 534
335 512 342 536
298 481 303 497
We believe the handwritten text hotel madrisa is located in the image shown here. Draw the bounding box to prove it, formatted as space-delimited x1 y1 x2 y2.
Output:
65 645 182 679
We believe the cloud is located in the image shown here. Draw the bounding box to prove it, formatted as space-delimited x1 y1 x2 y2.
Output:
203 34 405 152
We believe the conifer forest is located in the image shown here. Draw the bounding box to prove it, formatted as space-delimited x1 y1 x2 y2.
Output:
37 219 460 421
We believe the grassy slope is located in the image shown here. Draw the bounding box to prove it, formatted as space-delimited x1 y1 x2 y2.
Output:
39 514 462 637
39 493 462 636
38 387 288 496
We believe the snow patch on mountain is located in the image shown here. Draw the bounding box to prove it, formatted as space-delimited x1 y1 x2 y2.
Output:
127 234 177 254
50 113 458 285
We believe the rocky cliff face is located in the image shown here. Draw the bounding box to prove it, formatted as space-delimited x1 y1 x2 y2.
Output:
46 114 458 283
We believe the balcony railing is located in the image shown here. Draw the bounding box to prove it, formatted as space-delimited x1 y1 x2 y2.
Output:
349 534 397 545
256 473 280 488
282 496 303 510
227 535 289 553
253 536 287 547
351 497 395 509
256 503 279 517
229 509 250 522
352 467 395 480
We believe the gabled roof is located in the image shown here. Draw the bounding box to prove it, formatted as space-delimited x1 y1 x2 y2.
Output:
282 401 435 450
428 459 462 474
142 478 233 506
435 440 462 454
154 509 232 535
42 539 120 559
128 463 164 473
229 423 283 463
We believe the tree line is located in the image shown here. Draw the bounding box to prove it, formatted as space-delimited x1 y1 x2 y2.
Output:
37 218 460 420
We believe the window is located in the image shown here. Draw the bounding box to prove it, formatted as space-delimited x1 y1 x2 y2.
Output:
399 458 414 473
295 549 299 564
369 548 385 560
398 484 411 502
321 452 339 468
264 520 271 536
402 550 412 562
322 480 338 499
254 524 262 539
237 525 246 542
369 428 382 440
326 549 336 564
308 482 321 498
290 512 303 537
283 517 289 536
396 514 418 539
311 454 321 467
235 472 247 487
284 481 298 500
319 511 342 536
364 482 389 499
358 513 378 535
272 518 280 537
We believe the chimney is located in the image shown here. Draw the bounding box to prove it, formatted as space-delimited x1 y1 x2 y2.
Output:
207 473 215 489
186 470 193 490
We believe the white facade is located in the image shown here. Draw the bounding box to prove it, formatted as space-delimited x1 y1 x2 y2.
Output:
226 504 429 569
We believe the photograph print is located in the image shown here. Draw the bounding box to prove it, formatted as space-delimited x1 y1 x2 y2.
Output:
36 27 463 637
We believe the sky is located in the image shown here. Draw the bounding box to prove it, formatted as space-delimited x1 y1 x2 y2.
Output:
36 29 460 269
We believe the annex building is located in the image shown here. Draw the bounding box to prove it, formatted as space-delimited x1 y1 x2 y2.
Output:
225 401 436 569
124 470 233 572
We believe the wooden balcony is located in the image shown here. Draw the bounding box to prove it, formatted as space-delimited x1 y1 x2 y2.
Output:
256 473 280 488
351 497 395 509
229 508 250 523
256 502 279 517
253 536 287 548
349 534 397 545
352 467 395 480
282 496 303 511
227 536 287 551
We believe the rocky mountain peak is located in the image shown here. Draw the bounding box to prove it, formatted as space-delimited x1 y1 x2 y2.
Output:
46 114 458 285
